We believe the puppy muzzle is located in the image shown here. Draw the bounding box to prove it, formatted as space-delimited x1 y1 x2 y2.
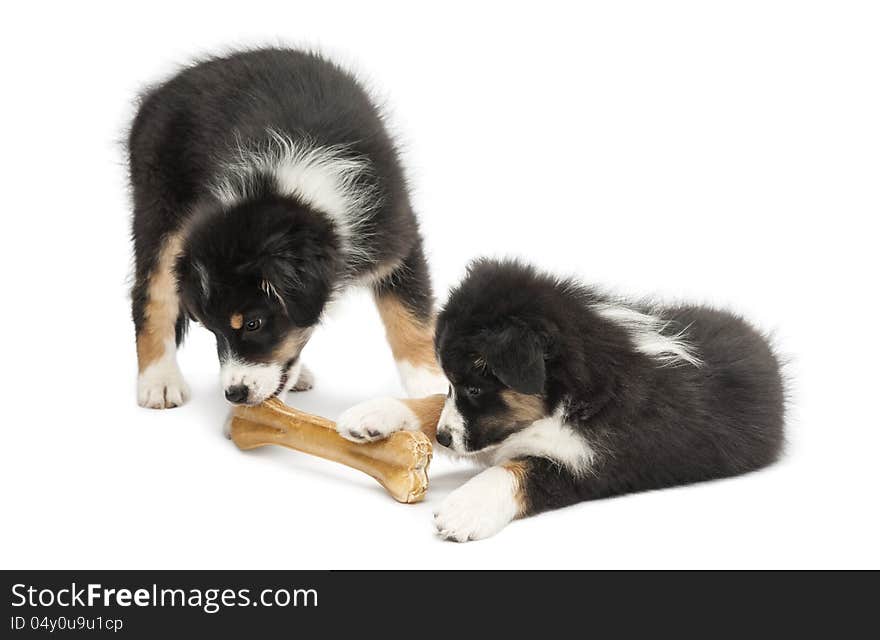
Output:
436 397 466 451
220 358 293 406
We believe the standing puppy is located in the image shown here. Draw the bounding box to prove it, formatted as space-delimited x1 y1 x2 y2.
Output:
129 48 445 409
340 259 785 541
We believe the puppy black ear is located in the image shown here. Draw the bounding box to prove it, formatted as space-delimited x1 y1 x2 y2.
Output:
260 248 337 327
482 325 546 394
247 206 340 327
173 253 208 318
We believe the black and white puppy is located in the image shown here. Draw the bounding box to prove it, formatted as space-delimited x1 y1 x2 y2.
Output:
129 48 446 411
432 259 786 540
344 259 786 541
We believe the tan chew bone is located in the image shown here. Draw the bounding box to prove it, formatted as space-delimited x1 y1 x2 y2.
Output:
229 398 432 503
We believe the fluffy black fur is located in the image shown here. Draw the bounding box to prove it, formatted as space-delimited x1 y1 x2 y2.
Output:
129 48 433 406
435 259 785 516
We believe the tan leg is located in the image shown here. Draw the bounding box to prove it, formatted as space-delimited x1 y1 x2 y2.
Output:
400 394 446 441
374 294 447 397
338 240 446 440
334 299 446 441
136 234 190 409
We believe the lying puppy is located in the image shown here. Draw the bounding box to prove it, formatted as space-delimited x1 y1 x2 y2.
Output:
338 259 785 541
128 48 445 409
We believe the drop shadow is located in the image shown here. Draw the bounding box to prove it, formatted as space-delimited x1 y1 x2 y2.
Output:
427 468 480 493
231 444 382 495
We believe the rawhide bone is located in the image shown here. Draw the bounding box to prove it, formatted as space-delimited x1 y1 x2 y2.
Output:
229 397 432 503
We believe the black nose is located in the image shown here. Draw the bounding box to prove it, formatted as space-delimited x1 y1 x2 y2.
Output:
436 430 452 447
225 384 249 404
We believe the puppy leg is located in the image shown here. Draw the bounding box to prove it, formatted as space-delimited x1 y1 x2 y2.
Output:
288 363 315 392
280 360 314 394
372 240 447 397
337 394 444 442
338 241 446 440
436 456 606 541
434 461 530 542
133 233 190 409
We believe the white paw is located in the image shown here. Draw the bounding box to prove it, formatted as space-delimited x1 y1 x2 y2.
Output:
289 364 314 392
336 397 418 442
137 368 190 409
433 467 519 542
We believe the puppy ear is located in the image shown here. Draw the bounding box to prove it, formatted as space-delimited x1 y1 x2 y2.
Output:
259 247 337 326
482 325 546 394
174 253 209 318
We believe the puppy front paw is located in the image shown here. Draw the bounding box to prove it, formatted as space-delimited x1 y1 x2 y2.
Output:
336 397 418 442
137 369 190 409
289 364 314 392
434 468 520 542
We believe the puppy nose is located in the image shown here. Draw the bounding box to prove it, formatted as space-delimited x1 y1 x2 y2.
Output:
436 429 452 448
225 384 249 404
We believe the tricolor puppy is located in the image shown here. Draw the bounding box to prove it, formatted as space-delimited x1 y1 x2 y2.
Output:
129 48 445 410
340 259 786 541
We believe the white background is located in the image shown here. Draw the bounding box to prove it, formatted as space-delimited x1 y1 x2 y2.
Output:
1 1 877 569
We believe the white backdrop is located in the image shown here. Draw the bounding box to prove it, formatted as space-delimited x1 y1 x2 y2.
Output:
1 1 877 569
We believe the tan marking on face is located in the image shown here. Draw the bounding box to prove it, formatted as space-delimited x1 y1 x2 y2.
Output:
230 313 243 330
243 327 313 366
401 394 446 441
501 389 547 425
267 327 313 364
137 233 184 372
503 459 530 517
374 295 440 371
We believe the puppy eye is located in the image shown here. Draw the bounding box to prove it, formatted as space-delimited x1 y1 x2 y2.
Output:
466 385 482 398
245 318 263 332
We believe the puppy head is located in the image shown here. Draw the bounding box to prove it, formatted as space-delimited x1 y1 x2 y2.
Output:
435 323 548 453
434 261 556 453
175 195 339 404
